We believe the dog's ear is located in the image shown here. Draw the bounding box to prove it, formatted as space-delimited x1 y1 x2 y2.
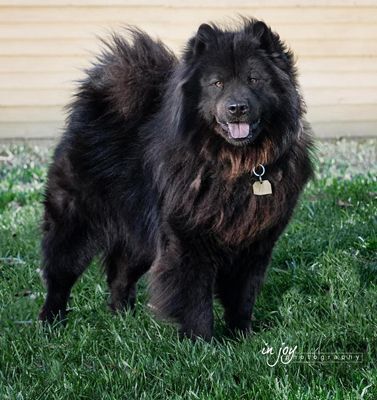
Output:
193 23 217 56
245 20 277 52
245 19 293 72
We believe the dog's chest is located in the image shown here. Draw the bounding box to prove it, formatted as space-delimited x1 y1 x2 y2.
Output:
197 167 292 245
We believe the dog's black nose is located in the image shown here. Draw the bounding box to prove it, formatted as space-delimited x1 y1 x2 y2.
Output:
227 103 249 117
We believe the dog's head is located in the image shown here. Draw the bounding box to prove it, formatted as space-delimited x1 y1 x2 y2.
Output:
176 19 302 148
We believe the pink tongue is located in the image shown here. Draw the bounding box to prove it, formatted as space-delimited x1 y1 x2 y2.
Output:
227 123 250 139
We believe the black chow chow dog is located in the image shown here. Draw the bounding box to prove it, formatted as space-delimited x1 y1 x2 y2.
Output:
39 19 314 340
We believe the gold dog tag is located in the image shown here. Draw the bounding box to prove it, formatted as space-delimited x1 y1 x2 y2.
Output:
253 180 272 196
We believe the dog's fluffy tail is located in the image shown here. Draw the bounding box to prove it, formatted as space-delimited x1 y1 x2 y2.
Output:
69 28 178 123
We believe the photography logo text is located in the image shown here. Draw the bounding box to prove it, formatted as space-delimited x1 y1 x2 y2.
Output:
261 343 363 367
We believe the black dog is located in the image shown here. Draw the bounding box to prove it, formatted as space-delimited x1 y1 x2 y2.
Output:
39 19 314 340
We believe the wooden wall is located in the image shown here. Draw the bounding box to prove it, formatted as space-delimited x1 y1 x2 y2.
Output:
0 0 376 139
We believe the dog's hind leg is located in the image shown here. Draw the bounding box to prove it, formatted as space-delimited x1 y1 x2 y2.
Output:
104 245 149 313
39 204 96 324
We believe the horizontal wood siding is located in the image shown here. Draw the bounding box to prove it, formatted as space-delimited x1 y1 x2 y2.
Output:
0 1 376 139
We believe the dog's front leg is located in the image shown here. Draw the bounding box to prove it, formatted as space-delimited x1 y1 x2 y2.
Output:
149 234 216 341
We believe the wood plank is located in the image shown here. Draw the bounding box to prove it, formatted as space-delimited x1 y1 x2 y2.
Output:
0 39 101 56
297 57 377 72
0 0 163 5
299 72 377 88
1 37 375 57
1 7 377 24
311 121 377 138
307 104 377 123
0 22 163 39
304 88 377 106
0 1 376 7
0 89 73 106
0 7 172 23
0 56 88 72
0 72 84 89
0 121 63 139
0 106 65 122
290 39 377 57
1 22 377 40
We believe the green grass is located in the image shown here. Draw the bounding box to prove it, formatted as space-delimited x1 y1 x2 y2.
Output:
0 141 376 399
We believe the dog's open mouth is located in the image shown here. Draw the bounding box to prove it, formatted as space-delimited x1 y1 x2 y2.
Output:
216 119 261 141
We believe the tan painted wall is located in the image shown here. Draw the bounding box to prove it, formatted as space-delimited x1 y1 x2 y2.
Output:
0 0 376 139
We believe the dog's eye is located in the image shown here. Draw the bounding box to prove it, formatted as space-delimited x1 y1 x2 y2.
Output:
213 81 224 89
249 77 259 85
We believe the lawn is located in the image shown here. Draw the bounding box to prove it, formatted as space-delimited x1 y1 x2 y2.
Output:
0 140 376 399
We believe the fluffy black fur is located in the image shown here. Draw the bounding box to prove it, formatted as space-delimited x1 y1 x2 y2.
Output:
39 19 314 340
